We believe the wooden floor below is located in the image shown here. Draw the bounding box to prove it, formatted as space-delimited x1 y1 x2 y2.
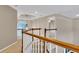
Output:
1 40 22 53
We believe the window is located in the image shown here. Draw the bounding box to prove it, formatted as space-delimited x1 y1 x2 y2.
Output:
17 20 27 39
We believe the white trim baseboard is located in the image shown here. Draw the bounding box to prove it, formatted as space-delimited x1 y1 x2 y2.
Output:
0 41 17 53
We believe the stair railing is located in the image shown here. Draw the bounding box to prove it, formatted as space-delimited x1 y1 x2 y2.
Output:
23 29 79 53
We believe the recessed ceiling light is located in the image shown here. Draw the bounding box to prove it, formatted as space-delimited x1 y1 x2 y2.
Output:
34 11 38 14
76 14 79 17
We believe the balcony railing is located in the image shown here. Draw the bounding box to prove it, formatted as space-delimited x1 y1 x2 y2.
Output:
20 28 79 53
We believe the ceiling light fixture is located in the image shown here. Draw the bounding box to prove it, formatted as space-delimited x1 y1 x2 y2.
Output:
76 14 79 17
34 11 38 14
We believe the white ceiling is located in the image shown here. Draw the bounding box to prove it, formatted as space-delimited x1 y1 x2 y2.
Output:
12 5 79 20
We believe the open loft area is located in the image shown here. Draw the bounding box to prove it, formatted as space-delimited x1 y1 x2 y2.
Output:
0 5 79 53
16 5 79 53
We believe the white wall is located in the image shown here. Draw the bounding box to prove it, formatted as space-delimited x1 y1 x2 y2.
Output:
72 18 79 45
0 6 17 50
56 15 73 53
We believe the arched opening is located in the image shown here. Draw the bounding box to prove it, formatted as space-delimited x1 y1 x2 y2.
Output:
17 20 27 39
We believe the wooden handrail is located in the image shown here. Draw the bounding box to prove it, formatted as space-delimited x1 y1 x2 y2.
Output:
24 32 79 53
